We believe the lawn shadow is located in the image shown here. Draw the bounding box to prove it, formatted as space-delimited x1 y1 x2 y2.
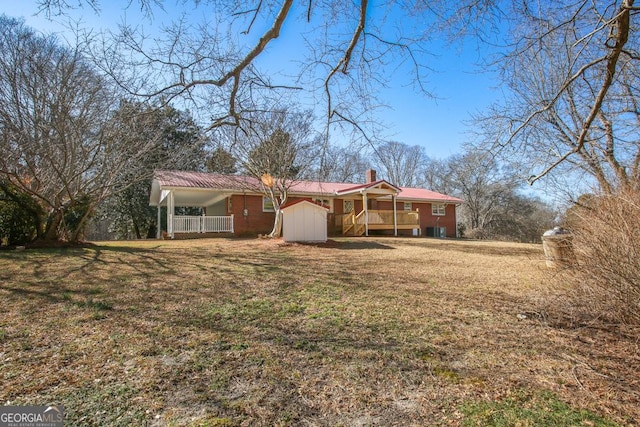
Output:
334 240 395 250
89 244 165 254
400 239 542 257
87 244 176 273
1 244 180 307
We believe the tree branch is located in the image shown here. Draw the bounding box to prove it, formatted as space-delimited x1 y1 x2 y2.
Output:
528 0 634 184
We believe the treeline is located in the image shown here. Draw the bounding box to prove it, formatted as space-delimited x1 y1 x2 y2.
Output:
0 15 556 245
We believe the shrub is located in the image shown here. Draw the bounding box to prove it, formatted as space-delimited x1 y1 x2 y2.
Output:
0 185 38 246
561 189 640 325
465 227 490 240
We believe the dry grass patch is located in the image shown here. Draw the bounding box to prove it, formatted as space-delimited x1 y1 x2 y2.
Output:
0 237 637 426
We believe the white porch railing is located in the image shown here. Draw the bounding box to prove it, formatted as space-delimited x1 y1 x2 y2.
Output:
172 215 234 234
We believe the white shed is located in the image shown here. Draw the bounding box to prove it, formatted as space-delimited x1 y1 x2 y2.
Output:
281 199 329 243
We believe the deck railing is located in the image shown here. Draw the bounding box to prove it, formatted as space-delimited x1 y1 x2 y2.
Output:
396 211 420 225
173 215 234 234
365 210 419 227
340 210 419 235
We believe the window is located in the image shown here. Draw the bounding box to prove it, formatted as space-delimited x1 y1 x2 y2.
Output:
343 200 354 213
262 196 275 212
432 203 446 216
227 196 233 213
403 202 412 211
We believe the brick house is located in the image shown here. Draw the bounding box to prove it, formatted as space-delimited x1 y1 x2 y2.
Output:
149 169 463 238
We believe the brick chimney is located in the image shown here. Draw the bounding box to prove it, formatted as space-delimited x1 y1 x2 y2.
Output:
365 169 377 183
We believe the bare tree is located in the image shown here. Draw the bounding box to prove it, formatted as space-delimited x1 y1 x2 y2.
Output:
374 141 428 187
35 1 638 189
487 193 557 243
421 157 456 195
38 0 499 150
217 108 321 237
0 17 165 242
316 145 370 183
476 1 640 191
446 150 518 235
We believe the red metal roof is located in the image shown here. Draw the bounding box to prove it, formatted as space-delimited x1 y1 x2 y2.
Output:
286 180 356 195
397 187 463 203
153 170 463 204
154 170 261 190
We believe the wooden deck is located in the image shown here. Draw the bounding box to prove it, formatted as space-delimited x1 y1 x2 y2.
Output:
342 210 420 236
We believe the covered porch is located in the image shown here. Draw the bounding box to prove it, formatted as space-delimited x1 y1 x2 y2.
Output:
149 184 234 238
337 180 420 236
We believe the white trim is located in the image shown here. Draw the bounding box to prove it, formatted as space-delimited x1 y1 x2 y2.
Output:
160 189 171 203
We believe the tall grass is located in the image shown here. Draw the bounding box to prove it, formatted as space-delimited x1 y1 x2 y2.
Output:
563 189 640 325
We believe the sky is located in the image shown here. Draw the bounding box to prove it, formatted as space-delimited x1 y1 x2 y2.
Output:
1 0 503 160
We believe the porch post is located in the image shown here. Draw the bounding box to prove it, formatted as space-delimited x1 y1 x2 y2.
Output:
363 192 369 236
393 195 397 236
156 206 161 239
167 190 174 238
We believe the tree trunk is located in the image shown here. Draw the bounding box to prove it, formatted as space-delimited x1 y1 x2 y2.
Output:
133 218 142 239
269 207 283 238
69 206 94 243
43 210 63 241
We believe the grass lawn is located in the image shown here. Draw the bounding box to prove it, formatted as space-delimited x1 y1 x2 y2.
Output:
1 237 638 426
